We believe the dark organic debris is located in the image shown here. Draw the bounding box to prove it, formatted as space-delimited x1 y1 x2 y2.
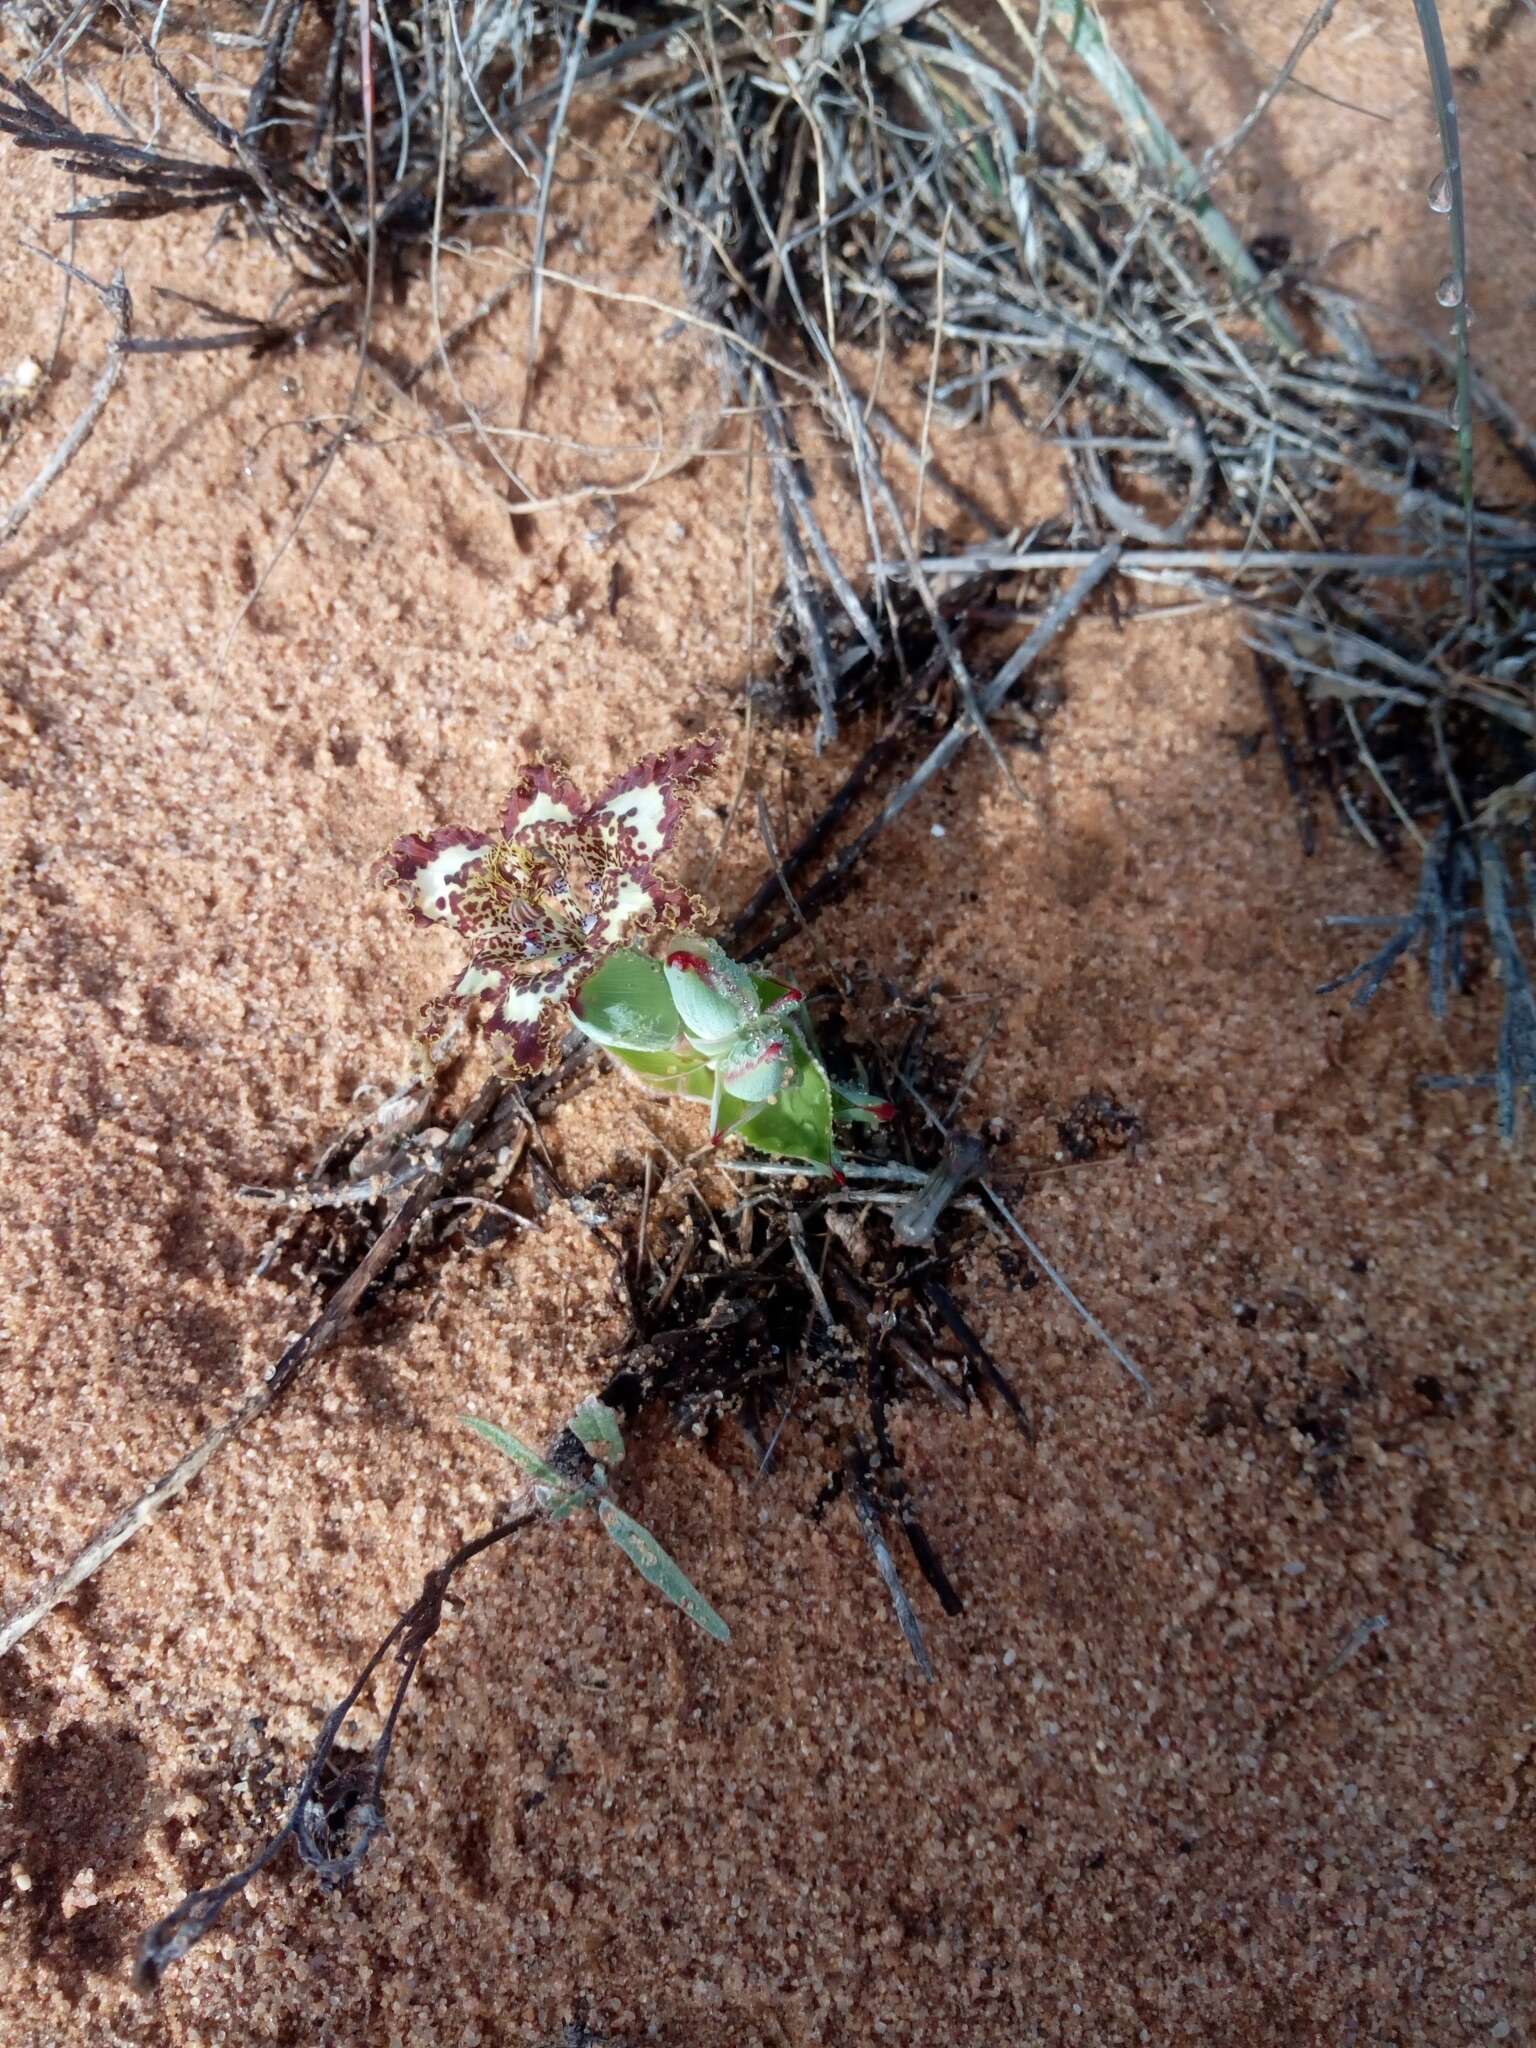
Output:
1056 1092 1144 1165
1321 826 1536 1142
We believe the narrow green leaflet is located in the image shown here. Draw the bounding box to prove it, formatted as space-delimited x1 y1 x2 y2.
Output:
596 1498 732 1643
462 1415 563 1487
1047 0 1302 354
462 1416 586 1515
540 1487 592 1525
570 1396 627 1467
466 1414 731 1644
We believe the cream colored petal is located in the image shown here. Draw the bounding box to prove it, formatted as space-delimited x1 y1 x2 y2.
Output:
591 875 657 947
589 781 670 860
394 833 492 925
454 961 505 1002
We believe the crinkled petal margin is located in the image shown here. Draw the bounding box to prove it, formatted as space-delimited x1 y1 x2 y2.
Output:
582 735 721 864
376 828 493 930
416 954 583 1079
501 761 588 843
480 958 585 1077
647 884 711 933
588 875 709 953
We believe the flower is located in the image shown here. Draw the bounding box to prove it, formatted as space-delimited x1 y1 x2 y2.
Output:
379 738 720 1076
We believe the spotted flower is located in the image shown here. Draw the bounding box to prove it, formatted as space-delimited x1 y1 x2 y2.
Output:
379 738 720 1077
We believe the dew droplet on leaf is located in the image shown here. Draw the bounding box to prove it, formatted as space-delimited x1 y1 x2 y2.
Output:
1427 170 1453 214
1435 274 1463 309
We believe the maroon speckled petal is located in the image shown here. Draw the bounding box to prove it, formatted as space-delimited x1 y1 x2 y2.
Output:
582 736 721 864
644 884 711 934
501 761 588 844
376 828 493 930
479 956 586 1078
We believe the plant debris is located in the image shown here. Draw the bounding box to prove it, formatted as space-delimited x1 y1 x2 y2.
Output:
128 710 1048 1985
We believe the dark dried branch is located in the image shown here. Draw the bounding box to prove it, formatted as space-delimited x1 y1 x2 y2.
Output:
922 1275 1032 1438
0 63 348 271
890 1132 987 1247
1316 825 1475 1016
744 546 1121 959
1480 838 1536 1142
134 1502 538 1991
844 1451 934 1680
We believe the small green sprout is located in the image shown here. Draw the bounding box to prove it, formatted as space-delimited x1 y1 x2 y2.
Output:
464 1406 730 1643
569 1393 627 1466
571 937 892 1174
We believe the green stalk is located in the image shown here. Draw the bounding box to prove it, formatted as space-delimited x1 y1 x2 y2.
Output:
1409 0 1477 612
1047 0 1304 356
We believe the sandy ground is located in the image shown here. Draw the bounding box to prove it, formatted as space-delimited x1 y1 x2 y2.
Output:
2 6 1533 2045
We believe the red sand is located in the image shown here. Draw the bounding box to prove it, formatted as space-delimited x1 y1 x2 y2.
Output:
2 7 1533 2044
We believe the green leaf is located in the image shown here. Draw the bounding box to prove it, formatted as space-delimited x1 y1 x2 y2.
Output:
664 940 758 1046
596 1498 731 1643
748 973 797 1010
620 1028 836 1169
829 1077 893 1126
570 949 681 1052
570 1396 626 1466
734 1033 834 1170
606 1043 714 1094
463 1416 586 1515
598 957 837 1172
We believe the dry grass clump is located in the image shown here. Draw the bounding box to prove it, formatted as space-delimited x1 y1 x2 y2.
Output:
4 3 1529 1115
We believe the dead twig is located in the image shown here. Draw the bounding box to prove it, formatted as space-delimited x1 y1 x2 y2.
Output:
745 546 1120 958
844 1450 934 1680
134 1499 540 1991
0 1075 507 1660
0 257 130 549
